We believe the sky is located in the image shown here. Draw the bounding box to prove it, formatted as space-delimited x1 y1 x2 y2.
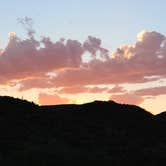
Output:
0 0 166 114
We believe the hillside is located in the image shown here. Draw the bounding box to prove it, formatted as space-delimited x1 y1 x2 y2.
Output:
0 96 165 165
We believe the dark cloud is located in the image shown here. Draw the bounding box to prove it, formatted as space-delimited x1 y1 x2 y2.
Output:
17 17 35 38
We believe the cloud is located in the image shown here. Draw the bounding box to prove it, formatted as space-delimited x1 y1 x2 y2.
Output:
110 85 166 106
17 17 35 38
88 86 108 93
38 93 69 105
83 36 109 59
83 36 101 55
50 30 166 87
56 86 108 94
0 29 166 94
19 77 56 91
0 35 84 84
135 86 166 96
58 86 89 94
108 85 126 93
110 93 144 105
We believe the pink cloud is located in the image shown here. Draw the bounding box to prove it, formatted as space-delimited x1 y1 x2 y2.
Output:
110 93 144 105
109 85 166 106
135 86 166 96
49 30 166 88
19 77 55 91
0 29 166 95
58 86 108 94
108 85 126 93
88 86 108 93
38 93 69 105
58 86 89 94
0 32 107 85
109 86 166 106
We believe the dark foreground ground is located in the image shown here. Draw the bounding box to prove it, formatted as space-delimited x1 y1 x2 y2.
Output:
0 96 166 165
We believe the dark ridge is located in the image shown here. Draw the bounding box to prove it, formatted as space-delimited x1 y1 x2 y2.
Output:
155 111 166 119
0 96 38 112
0 96 165 165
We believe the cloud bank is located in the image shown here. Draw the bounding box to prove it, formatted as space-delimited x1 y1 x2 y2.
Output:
0 19 166 105
1 30 165 86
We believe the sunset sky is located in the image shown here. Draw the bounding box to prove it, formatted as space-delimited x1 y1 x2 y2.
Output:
0 0 166 114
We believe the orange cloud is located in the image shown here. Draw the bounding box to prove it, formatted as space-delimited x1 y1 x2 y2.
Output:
38 93 69 105
58 86 89 94
58 86 108 94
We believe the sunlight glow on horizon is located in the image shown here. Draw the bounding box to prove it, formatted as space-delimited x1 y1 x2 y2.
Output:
0 1 166 114
0 29 166 114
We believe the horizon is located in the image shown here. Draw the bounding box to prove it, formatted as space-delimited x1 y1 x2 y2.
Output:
0 95 161 115
0 1 166 114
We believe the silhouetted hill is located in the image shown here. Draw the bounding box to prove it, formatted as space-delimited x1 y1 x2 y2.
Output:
0 96 38 112
0 96 166 165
